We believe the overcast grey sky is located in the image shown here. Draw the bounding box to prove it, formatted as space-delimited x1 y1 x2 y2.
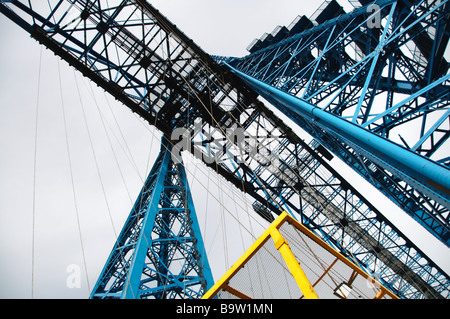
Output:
0 0 448 299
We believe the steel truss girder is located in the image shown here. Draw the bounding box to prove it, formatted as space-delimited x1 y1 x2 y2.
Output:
90 136 213 299
228 62 450 247
228 0 450 246
184 114 449 299
1 0 449 298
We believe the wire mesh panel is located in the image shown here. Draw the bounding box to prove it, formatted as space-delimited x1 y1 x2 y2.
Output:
279 222 391 299
220 234 302 299
203 212 398 299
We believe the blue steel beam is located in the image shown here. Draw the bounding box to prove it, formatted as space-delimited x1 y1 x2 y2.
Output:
227 63 450 244
228 0 450 246
232 0 450 157
121 140 170 299
90 136 214 299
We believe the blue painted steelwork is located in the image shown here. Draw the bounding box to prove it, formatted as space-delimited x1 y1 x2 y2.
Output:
90 136 213 299
1 0 449 298
227 63 450 245
228 0 450 246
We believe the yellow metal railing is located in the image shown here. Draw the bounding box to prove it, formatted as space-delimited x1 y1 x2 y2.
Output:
202 212 399 299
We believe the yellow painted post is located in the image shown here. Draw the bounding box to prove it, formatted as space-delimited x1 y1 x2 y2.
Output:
270 228 319 299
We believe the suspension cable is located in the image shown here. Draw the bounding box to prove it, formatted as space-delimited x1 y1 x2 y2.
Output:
57 59 91 293
31 45 43 299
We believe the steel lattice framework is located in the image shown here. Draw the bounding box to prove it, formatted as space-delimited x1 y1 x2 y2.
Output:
227 0 450 246
90 136 213 299
0 0 449 299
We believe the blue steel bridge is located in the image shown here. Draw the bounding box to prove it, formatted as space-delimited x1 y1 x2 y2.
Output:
0 0 449 299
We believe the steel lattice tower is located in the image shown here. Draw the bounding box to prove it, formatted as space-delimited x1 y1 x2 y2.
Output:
90 136 213 299
0 0 449 299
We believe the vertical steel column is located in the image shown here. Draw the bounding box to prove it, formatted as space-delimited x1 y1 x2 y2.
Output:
90 136 213 299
